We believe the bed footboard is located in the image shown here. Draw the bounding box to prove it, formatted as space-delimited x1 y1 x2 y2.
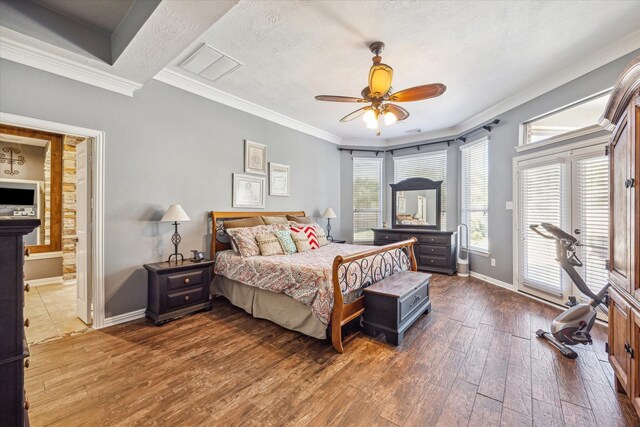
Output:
330 238 417 353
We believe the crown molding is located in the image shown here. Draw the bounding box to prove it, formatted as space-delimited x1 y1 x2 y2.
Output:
154 68 342 145
0 35 142 97
384 29 640 147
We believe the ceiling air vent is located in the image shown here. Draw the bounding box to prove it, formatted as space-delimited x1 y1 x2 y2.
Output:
179 44 243 82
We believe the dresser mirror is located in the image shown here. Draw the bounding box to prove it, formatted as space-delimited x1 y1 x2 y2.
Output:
391 177 442 230
0 124 62 253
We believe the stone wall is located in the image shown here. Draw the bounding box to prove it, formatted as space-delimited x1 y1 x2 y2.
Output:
62 135 82 282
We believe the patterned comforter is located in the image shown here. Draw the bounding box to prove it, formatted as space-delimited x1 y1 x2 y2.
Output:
214 243 410 325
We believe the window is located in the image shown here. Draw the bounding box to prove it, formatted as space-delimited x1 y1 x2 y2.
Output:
461 138 489 252
394 151 447 229
522 91 610 145
353 157 383 242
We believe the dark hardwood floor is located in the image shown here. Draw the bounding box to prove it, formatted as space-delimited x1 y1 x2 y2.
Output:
25 275 640 426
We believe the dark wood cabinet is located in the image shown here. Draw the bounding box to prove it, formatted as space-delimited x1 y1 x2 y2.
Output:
143 260 214 325
602 55 639 420
372 228 457 275
362 271 431 345
0 218 40 426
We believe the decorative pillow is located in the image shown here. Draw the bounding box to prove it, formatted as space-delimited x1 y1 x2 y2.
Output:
224 217 265 229
262 216 288 225
291 231 312 252
290 225 319 249
286 215 314 224
315 226 329 247
274 230 297 255
255 233 284 256
227 224 288 257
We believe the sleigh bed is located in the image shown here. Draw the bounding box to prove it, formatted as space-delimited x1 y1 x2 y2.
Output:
210 211 417 352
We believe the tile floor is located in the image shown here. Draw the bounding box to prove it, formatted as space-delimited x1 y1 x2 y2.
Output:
24 283 89 345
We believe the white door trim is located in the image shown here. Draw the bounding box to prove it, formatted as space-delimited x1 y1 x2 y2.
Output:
0 112 106 329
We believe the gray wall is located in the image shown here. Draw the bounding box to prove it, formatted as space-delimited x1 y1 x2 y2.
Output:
341 49 639 285
0 59 343 317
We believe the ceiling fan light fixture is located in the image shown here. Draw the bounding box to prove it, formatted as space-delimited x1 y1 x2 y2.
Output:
384 110 398 125
366 118 379 130
362 108 376 125
368 64 393 97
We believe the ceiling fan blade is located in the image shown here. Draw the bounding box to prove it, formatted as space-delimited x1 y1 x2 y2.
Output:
315 95 366 103
389 84 446 102
340 106 371 122
385 104 410 121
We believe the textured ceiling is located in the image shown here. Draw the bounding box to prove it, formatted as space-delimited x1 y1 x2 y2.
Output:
166 0 640 141
32 0 134 34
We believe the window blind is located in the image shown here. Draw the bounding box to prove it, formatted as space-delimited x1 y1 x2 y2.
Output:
520 163 567 296
575 156 609 297
461 139 489 252
394 151 447 229
353 158 383 242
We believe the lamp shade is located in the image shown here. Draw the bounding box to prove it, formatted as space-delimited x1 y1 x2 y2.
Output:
161 204 191 222
322 208 337 219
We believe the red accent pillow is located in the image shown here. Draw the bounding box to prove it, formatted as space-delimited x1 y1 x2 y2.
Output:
290 226 319 249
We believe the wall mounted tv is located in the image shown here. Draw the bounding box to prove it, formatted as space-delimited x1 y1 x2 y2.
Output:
0 187 36 206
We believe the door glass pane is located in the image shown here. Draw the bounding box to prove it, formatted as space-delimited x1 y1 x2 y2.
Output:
520 163 565 296
575 156 609 297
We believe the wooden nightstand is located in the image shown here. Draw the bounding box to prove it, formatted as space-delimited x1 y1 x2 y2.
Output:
143 259 214 325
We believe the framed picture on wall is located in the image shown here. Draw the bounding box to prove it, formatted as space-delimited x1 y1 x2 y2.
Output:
269 163 290 196
244 140 267 175
233 173 265 209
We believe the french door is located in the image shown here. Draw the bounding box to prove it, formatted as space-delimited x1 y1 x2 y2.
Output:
516 143 609 307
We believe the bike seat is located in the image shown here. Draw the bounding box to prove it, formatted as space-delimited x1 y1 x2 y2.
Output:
541 223 577 244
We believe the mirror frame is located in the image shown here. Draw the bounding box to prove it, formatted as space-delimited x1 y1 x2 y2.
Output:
0 124 63 253
390 177 442 230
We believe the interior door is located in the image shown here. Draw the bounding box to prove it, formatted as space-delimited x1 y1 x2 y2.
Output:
76 140 92 325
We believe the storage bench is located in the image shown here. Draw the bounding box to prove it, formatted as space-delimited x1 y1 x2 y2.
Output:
362 271 431 345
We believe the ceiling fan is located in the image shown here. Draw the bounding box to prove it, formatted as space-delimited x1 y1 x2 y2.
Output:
315 41 446 135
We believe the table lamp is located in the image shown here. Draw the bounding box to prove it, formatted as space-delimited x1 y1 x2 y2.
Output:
322 208 337 242
161 204 191 263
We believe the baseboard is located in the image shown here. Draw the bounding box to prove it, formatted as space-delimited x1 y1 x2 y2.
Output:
63 279 77 286
469 271 515 290
101 309 146 328
28 276 63 287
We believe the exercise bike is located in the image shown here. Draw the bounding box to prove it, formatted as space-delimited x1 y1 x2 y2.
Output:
529 223 609 359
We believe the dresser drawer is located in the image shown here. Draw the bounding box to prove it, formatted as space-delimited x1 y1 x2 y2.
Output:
166 286 207 310
419 245 448 256
375 232 401 242
166 270 204 291
418 234 449 245
419 255 448 268
399 283 429 322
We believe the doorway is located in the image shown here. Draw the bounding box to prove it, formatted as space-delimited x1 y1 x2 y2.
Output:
514 138 610 311
0 124 93 343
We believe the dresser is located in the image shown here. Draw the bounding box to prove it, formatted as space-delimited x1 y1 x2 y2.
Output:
372 228 457 275
601 55 639 419
144 260 214 325
0 218 40 426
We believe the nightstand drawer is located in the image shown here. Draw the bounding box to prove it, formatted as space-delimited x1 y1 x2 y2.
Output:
167 270 204 291
419 245 448 256
166 286 207 310
419 255 448 268
399 283 429 322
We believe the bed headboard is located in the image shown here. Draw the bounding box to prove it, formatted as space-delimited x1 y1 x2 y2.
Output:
210 210 306 259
